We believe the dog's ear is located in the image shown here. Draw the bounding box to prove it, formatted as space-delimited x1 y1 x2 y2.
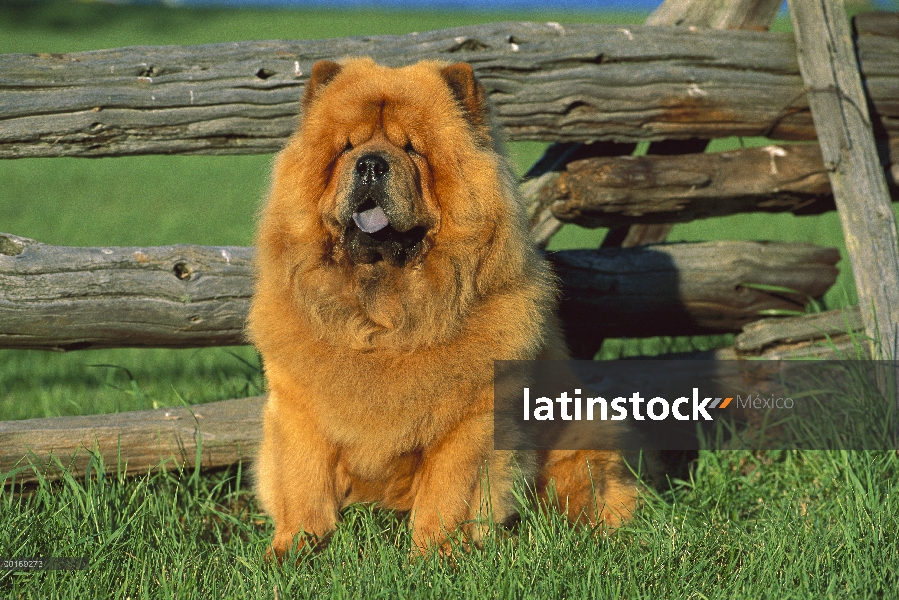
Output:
302 60 342 109
440 63 490 130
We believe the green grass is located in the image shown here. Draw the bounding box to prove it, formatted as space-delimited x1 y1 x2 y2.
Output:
0 346 263 421
0 0 649 54
2 449 897 597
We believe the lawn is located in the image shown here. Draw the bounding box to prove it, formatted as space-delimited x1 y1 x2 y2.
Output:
3 449 897 598
1 2 897 597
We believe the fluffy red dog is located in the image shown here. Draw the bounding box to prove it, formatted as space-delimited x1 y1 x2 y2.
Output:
248 57 640 557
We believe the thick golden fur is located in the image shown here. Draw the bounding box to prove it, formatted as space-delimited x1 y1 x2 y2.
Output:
248 58 639 558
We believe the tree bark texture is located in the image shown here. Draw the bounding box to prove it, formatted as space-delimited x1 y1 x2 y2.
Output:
1 16 897 158
789 1 899 358
549 240 839 356
544 136 899 227
0 234 838 351
0 396 264 485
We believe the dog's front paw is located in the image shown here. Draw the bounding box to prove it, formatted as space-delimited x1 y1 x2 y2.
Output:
266 531 327 565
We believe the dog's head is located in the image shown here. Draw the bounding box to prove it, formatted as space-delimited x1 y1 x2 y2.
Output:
293 58 499 268
254 58 537 349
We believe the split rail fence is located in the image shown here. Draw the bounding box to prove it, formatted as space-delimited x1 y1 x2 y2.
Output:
1 4 897 482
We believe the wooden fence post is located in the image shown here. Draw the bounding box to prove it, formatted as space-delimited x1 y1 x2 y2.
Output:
788 0 899 358
646 0 782 30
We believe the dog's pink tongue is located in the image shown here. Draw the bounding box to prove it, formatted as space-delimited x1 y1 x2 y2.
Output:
353 206 389 233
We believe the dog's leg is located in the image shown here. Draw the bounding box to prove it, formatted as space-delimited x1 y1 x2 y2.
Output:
408 409 508 556
538 449 640 528
463 449 536 547
256 390 340 559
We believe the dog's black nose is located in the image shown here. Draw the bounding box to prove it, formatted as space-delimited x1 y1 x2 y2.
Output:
355 154 389 183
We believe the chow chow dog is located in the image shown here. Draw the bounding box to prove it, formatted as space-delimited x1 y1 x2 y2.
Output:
248 58 640 558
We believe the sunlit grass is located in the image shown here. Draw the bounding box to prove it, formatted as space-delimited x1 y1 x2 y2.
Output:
2 449 896 597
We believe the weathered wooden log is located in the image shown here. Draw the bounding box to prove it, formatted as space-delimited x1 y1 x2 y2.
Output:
726 305 866 359
546 137 899 227
645 0 782 30
524 0 798 247
1 16 898 158
856 11 899 39
0 233 839 351
524 141 636 245
550 240 839 357
790 0 899 359
0 395 264 485
736 305 863 352
610 0 784 248
0 233 252 350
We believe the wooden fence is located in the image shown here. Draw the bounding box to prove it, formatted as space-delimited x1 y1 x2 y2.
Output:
2 17 898 158
1 3 897 483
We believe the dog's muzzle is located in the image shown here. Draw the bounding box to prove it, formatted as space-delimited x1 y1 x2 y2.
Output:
343 154 427 267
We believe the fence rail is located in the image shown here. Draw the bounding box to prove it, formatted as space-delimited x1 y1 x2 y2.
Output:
0 233 838 351
539 137 899 228
0 305 865 485
1 14 897 158
0 396 263 485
